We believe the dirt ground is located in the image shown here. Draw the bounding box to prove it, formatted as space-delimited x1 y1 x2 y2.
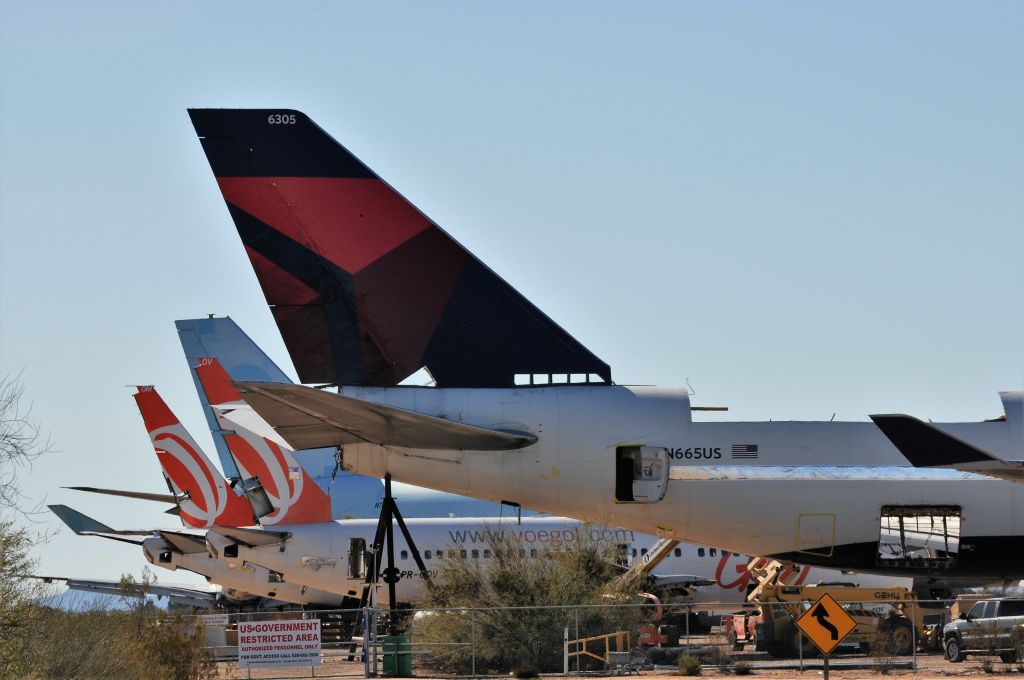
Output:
214 653 1024 680
213 630 1023 680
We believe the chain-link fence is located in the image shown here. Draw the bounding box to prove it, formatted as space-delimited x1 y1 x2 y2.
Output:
197 598 1024 679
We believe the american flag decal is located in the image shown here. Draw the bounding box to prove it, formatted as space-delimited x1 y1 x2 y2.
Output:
731 444 759 459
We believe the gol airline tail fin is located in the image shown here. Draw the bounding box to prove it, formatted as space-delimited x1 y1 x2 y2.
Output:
193 357 332 525
188 108 610 389
133 386 253 528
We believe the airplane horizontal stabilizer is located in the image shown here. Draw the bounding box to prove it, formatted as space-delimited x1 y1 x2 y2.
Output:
34 576 218 606
158 530 208 554
871 414 1024 483
235 381 537 452
213 526 291 548
49 505 156 545
50 504 115 535
64 486 179 504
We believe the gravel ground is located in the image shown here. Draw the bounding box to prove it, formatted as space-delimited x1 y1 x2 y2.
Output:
213 632 1024 679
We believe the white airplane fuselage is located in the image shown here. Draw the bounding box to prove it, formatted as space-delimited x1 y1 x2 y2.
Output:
333 386 1023 580
141 536 346 606
205 516 911 605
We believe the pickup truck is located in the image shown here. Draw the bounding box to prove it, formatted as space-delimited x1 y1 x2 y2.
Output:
943 599 1024 663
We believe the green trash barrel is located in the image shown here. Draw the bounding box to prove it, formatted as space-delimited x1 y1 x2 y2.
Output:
382 635 413 677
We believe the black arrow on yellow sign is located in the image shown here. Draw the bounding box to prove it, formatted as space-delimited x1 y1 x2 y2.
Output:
811 603 839 640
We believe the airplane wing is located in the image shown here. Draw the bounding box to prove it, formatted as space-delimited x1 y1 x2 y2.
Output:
234 381 537 452
34 576 219 608
212 526 291 548
871 414 1024 483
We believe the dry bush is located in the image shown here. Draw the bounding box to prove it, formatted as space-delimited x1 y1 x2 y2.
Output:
413 524 646 675
1 571 214 680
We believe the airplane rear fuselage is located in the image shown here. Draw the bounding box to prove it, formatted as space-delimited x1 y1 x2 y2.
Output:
338 385 1023 580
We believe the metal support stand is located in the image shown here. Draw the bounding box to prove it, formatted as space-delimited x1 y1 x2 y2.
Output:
351 474 431 672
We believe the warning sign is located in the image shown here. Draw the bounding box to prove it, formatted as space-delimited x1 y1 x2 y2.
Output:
795 593 857 655
238 619 322 669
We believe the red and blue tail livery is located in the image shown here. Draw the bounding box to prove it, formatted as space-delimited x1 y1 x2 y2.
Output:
188 108 610 388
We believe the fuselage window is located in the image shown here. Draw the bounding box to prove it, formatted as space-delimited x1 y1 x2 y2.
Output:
471 549 479 559
400 550 408 560
710 548 717 557
460 550 467 559
483 549 491 559
640 548 648 556
673 548 682 557
530 549 538 558
424 550 432 560
697 548 705 557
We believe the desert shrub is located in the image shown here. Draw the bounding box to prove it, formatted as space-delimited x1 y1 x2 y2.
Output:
415 524 646 675
2 570 214 680
678 654 702 676
703 636 733 671
0 521 51 676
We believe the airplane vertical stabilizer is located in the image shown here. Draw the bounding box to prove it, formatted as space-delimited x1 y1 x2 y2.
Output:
194 357 333 525
187 109 610 388
133 386 253 528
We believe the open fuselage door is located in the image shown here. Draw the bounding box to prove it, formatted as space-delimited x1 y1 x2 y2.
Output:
616 446 669 503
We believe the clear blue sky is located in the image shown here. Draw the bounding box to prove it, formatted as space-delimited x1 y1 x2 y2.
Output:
1 1 1021 584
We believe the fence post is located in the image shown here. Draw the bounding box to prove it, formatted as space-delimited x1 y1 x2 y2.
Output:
471 610 477 678
575 606 580 676
685 605 691 654
911 600 917 671
371 607 378 678
362 608 370 678
564 626 569 676
798 623 803 673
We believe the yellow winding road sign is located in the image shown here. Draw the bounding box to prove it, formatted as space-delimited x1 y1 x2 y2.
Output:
795 593 857 655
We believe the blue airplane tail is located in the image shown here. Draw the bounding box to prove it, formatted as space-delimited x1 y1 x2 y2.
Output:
175 316 384 517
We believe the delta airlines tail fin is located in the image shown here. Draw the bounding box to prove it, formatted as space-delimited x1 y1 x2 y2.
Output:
133 386 253 528
187 108 610 388
193 357 332 525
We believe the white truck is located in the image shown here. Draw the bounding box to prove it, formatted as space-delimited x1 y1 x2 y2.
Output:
943 598 1024 663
